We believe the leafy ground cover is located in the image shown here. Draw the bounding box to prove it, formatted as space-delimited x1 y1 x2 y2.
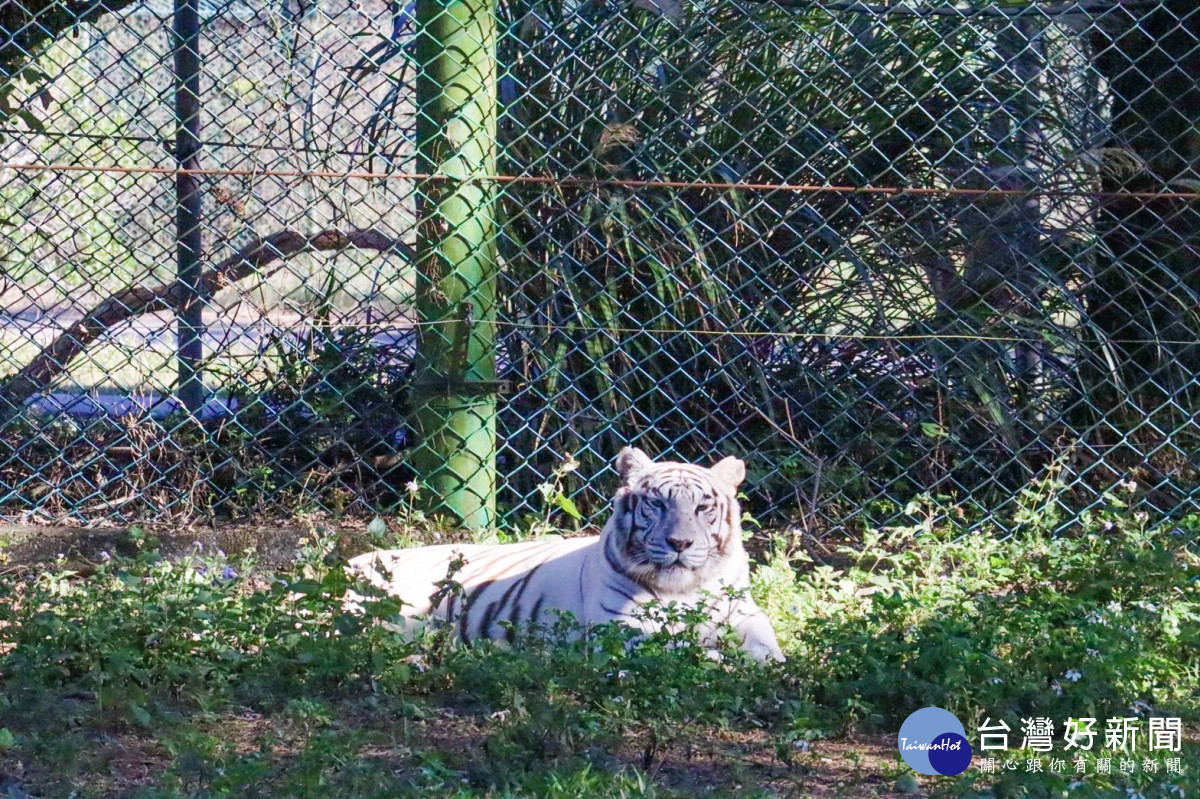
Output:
0 484 1197 797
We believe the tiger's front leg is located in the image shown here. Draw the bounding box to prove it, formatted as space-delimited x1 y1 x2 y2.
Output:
732 603 785 662
709 598 785 662
615 596 784 663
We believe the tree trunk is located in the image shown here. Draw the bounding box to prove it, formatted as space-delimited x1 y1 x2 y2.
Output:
1090 0 1200 400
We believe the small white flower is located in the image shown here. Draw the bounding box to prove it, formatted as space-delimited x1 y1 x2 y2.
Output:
990 677 1005 685
1085 610 1107 625
1051 681 1063 696
1123 479 1138 493
1108 601 1123 614
1134 511 1148 523
1086 648 1101 658
793 740 811 752
1103 520 1115 531
405 480 420 496
1065 669 1083 682
433 532 442 541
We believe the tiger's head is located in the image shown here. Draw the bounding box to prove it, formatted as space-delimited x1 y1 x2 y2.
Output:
604 446 748 595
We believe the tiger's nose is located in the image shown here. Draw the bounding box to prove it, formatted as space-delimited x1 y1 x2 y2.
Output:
666 536 693 552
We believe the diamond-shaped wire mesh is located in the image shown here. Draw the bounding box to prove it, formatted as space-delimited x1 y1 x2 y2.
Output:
0 0 1196 535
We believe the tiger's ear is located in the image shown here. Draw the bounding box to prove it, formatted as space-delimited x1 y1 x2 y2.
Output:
616 446 653 484
710 455 745 488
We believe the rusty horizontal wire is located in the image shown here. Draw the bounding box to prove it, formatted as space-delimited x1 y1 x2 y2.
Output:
1 161 1198 201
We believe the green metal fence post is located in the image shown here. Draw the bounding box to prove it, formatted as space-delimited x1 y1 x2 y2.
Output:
409 0 499 530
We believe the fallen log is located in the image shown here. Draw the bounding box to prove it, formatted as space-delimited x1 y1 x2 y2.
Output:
0 228 410 419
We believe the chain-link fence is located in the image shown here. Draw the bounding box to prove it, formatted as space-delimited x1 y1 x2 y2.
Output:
0 0 1197 535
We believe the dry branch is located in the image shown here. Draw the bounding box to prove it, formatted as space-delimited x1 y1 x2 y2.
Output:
0 228 410 416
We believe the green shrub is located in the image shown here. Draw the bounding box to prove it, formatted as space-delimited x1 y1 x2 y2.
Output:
0 494 1196 796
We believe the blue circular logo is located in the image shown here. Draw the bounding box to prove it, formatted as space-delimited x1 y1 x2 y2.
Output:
897 707 972 776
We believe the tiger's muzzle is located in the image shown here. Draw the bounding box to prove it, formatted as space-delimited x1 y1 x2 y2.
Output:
646 511 711 570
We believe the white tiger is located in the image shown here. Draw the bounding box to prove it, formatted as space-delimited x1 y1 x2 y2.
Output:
347 447 785 662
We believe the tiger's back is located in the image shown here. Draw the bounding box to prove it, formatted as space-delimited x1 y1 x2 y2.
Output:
349 537 599 642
